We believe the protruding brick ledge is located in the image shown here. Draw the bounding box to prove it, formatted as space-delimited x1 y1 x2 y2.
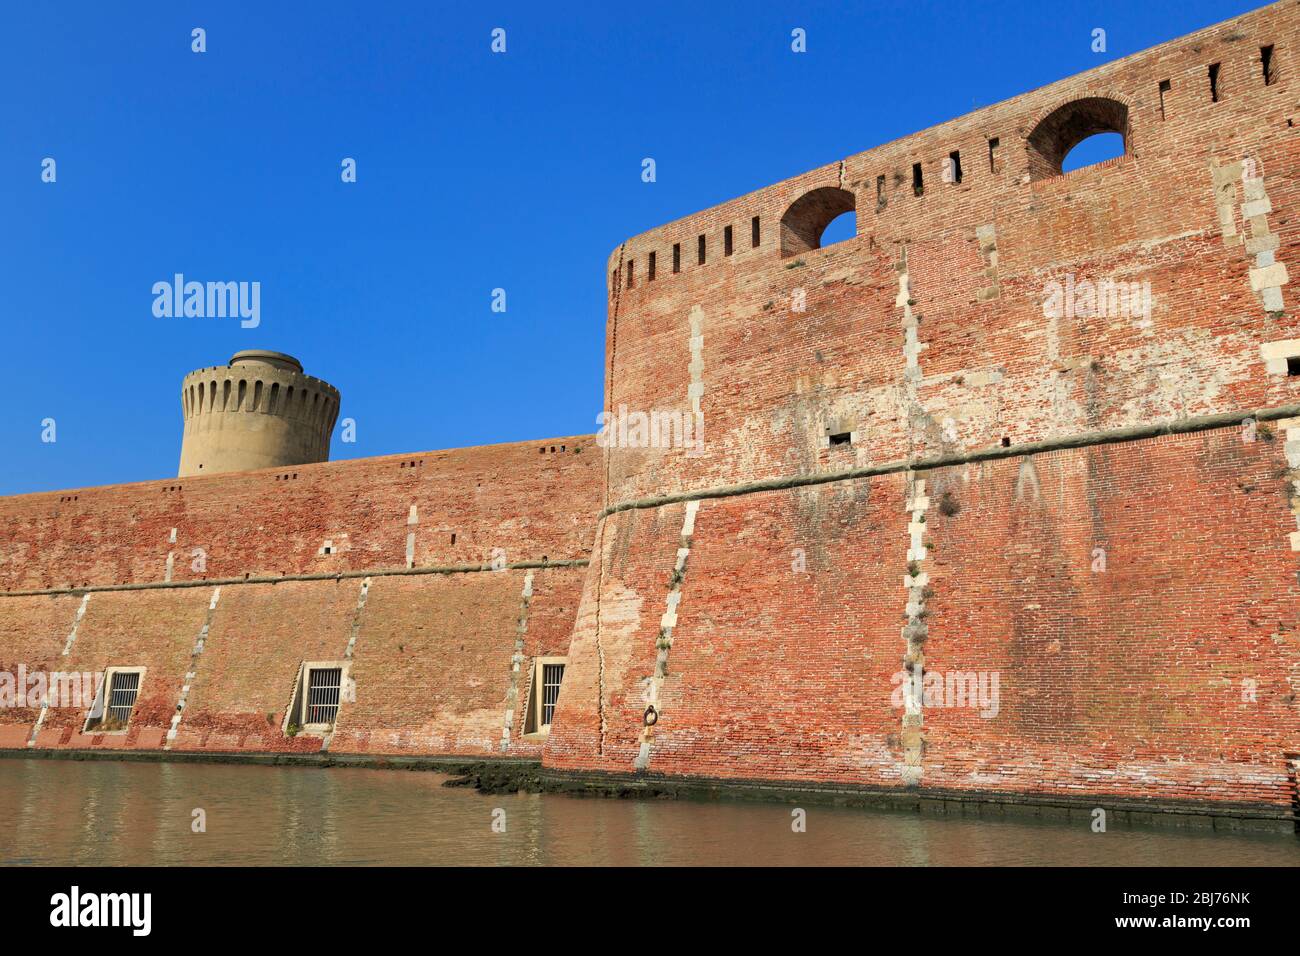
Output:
0 559 590 599
599 402 1300 518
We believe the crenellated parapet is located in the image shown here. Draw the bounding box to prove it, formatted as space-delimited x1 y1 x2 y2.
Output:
178 350 341 477
600 2 1300 507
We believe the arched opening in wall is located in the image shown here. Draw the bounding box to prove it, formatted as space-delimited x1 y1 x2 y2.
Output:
779 186 856 258
820 210 857 247
1060 132 1125 173
1026 97 1129 180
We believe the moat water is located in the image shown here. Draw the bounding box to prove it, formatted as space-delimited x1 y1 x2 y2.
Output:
1 759 1297 866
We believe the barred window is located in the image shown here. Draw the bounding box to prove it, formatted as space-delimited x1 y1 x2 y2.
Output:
83 667 145 733
107 671 140 725
542 663 564 726
524 657 568 735
304 667 342 726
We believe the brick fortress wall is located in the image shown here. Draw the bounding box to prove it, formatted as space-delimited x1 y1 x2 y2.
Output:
2 3 1299 820
543 2 1300 815
0 437 598 758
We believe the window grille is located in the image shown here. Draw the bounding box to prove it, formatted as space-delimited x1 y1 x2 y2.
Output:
306 667 342 725
542 663 565 727
107 671 140 724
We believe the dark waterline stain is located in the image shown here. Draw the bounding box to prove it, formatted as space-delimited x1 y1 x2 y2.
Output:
0 759 1297 866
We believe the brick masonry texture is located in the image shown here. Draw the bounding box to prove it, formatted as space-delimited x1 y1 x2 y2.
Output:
549 2 1300 814
0 435 599 592
3 3 1300 818
0 437 599 759
548 428 1300 809
600 4 1300 508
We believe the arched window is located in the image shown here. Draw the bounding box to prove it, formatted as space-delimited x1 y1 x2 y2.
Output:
779 186 857 257
1026 97 1129 180
1061 132 1125 172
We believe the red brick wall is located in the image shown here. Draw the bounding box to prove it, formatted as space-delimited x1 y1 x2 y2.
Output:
600 4 1300 507
919 428 1300 806
2 567 589 758
3 5 1299 818
536 1 1300 812
0 435 598 592
35 589 209 751
0 435 597 759
0 594 84 748
172 580 360 754
330 571 528 756
545 503 691 769
545 426 1300 809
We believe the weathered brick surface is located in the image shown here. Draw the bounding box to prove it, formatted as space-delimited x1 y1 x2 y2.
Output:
0 435 598 591
0 435 596 758
3 5 1300 817
601 5 1300 507
545 504 689 768
0 594 82 745
35 590 209 751
172 580 360 753
328 572 526 755
511 564 588 756
549 427 1300 807
918 428 1300 805
546 481 911 783
543 2 1300 812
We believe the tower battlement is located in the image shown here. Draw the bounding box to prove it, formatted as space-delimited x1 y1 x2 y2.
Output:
178 351 341 477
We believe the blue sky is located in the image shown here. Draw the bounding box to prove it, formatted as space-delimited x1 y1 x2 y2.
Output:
0 0 1261 495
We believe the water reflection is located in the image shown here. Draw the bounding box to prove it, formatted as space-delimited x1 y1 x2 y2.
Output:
0 759 1296 866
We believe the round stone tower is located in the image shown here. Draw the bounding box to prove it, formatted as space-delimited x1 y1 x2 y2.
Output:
178 350 341 477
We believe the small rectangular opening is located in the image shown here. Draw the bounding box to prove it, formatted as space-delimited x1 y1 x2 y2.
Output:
84 668 144 733
523 657 568 735
106 672 140 726
541 663 564 725
829 432 852 447
697 234 706 265
947 150 962 184
672 242 681 274
625 259 634 288
611 267 618 291
304 666 342 726
751 216 760 247
912 162 924 197
724 224 734 256
987 137 1000 174
876 174 886 208
1158 79 1171 119
1262 45 1275 85
1286 356 1300 377
648 251 656 281
1209 62 1221 102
